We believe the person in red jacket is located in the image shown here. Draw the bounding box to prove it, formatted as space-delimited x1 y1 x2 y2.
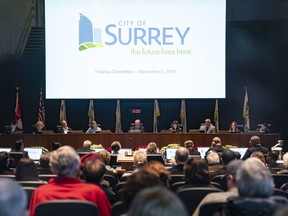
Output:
29 146 111 216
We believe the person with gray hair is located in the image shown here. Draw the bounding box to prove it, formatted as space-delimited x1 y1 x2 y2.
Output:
76 140 94 152
206 150 222 173
0 178 28 216
29 146 111 216
221 157 288 216
127 186 188 216
242 135 269 160
277 152 288 174
168 147 189 174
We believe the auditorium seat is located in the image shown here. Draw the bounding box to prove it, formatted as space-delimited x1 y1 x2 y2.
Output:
273 188 288 197
272 174 288 189
38 174 57 182
199 201 226 216
170 181 186 192
111 201 128 216
103 174 118 191
176 187 223 215
211 174 227 191
17 181 46 188
35 200 98 216
115 182 127 193
22 186 37 209
169 174 185 186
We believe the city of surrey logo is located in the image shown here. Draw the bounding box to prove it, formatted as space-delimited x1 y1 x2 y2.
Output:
79 13 104 51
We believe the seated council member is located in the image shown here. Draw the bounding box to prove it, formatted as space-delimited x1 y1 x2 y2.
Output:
229 121 241 133
57 120 72 134
169 120 181 133
3 120 22 134
130 119 144 132
199 118 216 133
86 121 101 133
33 121 45 134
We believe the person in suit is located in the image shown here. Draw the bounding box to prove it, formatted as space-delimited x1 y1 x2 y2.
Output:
76 140 94 152
130 119 144 131
199 118 216 133
167 147 189 174
242 136 269 160
57 120 72 134
257 123 270 134
3 120 22 134
85 121 101 133
10 139 29 158
184 140 200 156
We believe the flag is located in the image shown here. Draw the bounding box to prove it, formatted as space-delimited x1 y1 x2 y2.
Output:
59 100 67 123
243 87 250 133
15 87 23 129
115 99 122 132
88 99 95 123
180 99 187 133
214 99 219 132
38 88 46 125
153 100 161 133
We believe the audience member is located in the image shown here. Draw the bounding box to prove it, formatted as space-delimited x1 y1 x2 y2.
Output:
184 140 200 156
86 120 101 133
51 142 61 151
130 119 144 131
210 149 236 179
234 151 241 159
122 170 161 209
127 186 188 216
221 157 288 216
57 120 72 134
206 137 225 156
76 140 94 152
15 158 40 181
199 118 216 133
122 151 147 178
29 146 111 216
0 178 28 216
266 151 280 169
193 160 243 216
83 159 116 204
206 151 222 173
38 153 52 174
143 161 170 187
183 158 215 188
0 151 14 174
277 152 288 174
167 147 189 174
169 120 181 133
10 139 29 158
250 151 267 165
98 150 119 180
229 121 241 133
110 141 121 154
146 142 158 154
242 136 269 160
33 121 45 134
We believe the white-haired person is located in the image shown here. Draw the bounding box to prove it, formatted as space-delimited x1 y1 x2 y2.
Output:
220 157 288 215
29 146 111 216
76 140 94 152
86 121 101 133
0 178 28 216
277 152 288 175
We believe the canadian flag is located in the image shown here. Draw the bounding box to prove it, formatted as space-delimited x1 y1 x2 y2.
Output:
15 87 23 129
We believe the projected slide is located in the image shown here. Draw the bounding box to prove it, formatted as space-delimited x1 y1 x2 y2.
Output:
45 0 226 99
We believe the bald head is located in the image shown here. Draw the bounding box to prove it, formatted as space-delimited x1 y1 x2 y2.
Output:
175 147 189 164
250 136 261 147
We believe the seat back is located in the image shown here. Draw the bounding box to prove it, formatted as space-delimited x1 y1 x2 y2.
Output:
17 181 46 187
111 201 128 216
211 174 227 191
272 174 288 189
170 181 186 192
177 187 223 215
38 174 57 182
199 201 226 216
35 200 98 216
115 182 127 193
169 174 185 186
9 152 25 168
103 174 118 191
21 186 37 209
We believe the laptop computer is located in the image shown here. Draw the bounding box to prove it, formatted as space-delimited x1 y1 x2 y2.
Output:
24 148 43 161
